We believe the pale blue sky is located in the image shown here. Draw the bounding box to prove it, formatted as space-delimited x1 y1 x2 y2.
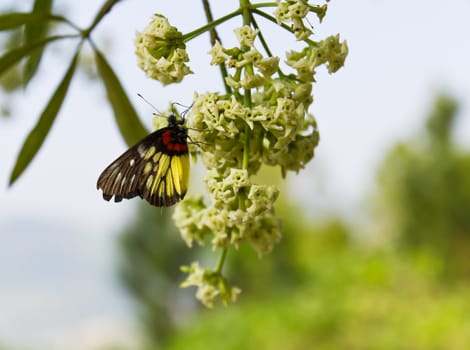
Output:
1 1 470 349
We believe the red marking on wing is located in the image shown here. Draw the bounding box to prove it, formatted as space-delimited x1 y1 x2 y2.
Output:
162 130 172 146
161 130 188 152
172 142 188 152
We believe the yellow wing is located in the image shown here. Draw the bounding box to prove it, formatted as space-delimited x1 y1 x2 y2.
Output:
97 129 189 207
141 151 189 206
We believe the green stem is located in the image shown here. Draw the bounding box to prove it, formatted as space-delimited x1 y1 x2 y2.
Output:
249 13 273 57
242 92 251 171
250 13 288 77
202 0 218 45
48 14 82 32
216 247 229 274
240 0 252 172
219 63 231 95
249 2 278 9
183 8 242 42
215 0 253 276
201 0 231 95
82 0 123 38
251 8 315 46
240 0 251 25
250 9 292 34
242 126 250 170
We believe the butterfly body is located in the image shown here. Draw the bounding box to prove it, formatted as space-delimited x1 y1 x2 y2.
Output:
97 115 189 207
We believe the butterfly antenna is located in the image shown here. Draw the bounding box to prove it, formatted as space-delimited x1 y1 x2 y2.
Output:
137 93 166 119
171 102 194 120
305 16 314 31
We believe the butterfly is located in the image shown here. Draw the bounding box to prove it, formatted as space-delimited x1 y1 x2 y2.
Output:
97 114 189 207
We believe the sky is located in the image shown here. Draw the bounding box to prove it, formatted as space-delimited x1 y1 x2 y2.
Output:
1 1 470 349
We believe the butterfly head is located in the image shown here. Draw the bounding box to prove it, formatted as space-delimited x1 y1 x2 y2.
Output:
165 114 188 149
167 113 185 128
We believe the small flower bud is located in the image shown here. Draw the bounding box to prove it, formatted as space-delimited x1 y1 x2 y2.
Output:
234 25 259 47
180 262 241 308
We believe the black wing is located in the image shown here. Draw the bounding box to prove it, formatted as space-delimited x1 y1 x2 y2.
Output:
96 128 189 207
97 129 163 203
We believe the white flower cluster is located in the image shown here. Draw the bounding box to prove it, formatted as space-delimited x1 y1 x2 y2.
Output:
180 262 241 308
136 1 349 308
135 14 192 85
174 169 281 255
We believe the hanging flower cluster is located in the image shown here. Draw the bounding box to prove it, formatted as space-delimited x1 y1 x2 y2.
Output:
135 1 348 307
135 14 192 85
175 168 281 255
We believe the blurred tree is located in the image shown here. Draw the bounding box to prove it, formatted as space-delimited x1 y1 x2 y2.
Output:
118 179 352 349
376 94 470 277
118 204 201 349
160 206 470 350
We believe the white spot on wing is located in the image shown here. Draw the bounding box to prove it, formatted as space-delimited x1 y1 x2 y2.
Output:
137 145 146 157
130 159 135 166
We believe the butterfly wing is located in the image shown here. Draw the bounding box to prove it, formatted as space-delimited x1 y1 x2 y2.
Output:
97 128 189 207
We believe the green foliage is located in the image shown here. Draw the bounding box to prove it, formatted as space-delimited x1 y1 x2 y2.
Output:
162 218 470 350
1 0 148 186
376 94 470 277
0 11 51 31
0 35 66 77
94 47 148 146
119 183 356 348
23 0 54 85
9 51 79 185
426 94 458 147
0 25 23 107
118 203 201 348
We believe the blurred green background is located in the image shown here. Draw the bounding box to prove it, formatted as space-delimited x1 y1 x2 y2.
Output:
116 94 470 350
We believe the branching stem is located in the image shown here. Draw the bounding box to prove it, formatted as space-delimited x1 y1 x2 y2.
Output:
201 0 231 94
183 9 242 42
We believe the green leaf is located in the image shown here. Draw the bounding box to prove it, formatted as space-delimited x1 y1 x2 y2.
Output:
0 12 48 31
94 48 148 146
9 52 79 186
23 0 54 85
86 0 123 34
0 35 69 78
